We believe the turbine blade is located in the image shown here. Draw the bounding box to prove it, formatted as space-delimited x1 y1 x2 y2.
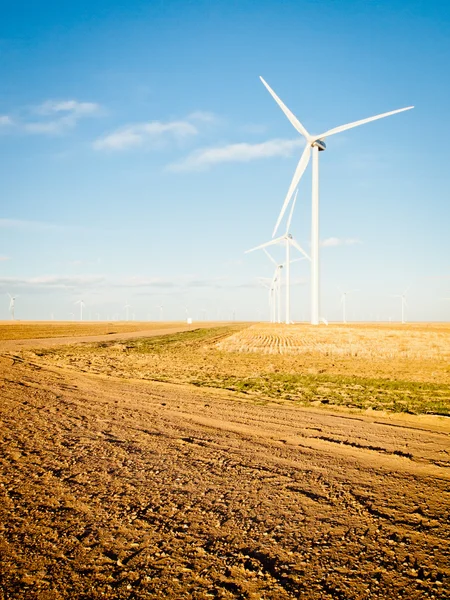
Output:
318 106 414 138
282 257 305 267
290 238 310 261
259 77 311 139
273 145 311 237
245 237 284 254
262 248 279 266
286 188 299 234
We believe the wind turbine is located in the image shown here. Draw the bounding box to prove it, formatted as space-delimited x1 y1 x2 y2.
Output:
339 288 359 324
7 294 16 320
124 301 131 321
258 277 276 322
259 76 413 325
246 191 309 324
75 299 85 321
155 305 163 321
393 289 408 324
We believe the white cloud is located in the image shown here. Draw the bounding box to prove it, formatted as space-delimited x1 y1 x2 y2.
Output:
0 273 232 294
321 237 362 247
186 111 218 123
0 115 13 127
167 138 303 172
93 120 198 151
0 255 10 261
0 275 106 290
24 99 101 135
36 100 100 116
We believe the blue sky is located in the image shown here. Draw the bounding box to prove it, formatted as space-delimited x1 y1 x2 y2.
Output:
1 0 449 322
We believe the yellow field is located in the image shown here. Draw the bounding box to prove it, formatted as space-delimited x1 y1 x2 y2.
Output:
18 322 450 415
0 320 189 340
217 322 450 360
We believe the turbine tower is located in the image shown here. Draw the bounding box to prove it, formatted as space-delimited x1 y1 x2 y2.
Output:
7 294 16 320
124 301 131 321
259 76 413 325
339 289 359 324
394 290 408 324
245 190 309 324
75 299 85 321
258 277 276 322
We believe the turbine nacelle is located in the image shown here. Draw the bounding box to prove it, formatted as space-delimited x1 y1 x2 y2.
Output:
312 139 326 151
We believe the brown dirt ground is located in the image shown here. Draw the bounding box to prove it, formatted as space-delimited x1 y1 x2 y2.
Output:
0 324 449 599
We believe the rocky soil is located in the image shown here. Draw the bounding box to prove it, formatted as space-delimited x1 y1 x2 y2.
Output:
0 327 449 599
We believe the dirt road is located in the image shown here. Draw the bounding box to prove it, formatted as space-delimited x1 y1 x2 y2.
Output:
0 329 449 599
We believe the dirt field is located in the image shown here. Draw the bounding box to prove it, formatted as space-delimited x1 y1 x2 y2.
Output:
0 321 201 342
0 322 449 599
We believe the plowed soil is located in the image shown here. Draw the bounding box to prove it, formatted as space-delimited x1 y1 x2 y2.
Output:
0 324 449 599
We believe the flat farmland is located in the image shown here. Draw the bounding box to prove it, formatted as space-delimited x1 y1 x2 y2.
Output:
1 322 449 599
0 320 198 341
27 322 450 415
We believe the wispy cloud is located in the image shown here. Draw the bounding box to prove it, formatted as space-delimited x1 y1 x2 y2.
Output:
115 275 228 289
0 275 106 290
186 111 218 123
35 100 99 117
0 255 10 261
94 119 198 151
23 99 101 135
167 138 303 172
0 274 231 293
321 237 362 247
0 115 13 127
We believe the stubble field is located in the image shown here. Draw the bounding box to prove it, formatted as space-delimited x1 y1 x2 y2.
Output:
0 321 449 599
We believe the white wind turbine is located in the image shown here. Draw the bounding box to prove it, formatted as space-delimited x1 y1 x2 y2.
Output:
393 289 408 324
7 293 16 320
259 278 277 323
259 76 413 325
246 190 309 324
155 305 163 321
75 299 85 321
339 288 359 324
124 301 131 321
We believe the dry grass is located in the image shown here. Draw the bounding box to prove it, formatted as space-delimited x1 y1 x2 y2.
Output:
217 322 450 360
0 321 190 341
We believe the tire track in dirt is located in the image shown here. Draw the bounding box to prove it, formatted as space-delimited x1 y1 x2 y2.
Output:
0 350 449 599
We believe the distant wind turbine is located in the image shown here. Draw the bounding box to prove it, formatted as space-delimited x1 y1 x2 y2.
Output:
259 75 413 325
393 289 409 324
246 192 309 324
75 299 85 321
339 288 359 324
124 301 131 321
7 294 16 320
258 277 277 323
155 305 163 321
